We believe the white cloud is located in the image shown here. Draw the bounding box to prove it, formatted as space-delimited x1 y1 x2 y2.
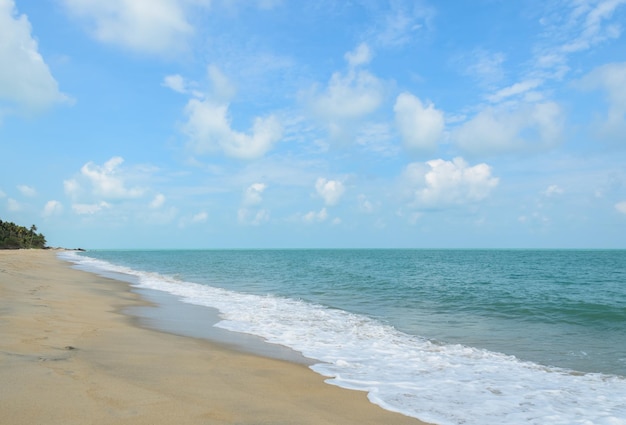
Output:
162 74 187 93
206 64 237 101
61 0 206 55
354 122 399 157
394 92 444 153
191 211 208 223
616 201 626 214
478 0 626 128
72 201 111 215
308 47 385 142
149 193 165 209
177 64 282 160
518 212 549 226
579 62 626 141
312 69 383 122
238 208 269 226
0 0 69 115
7 198 20 211
303 207 328 223
345 43 372 67
64 179 81 198
315 178 345 206
460 48 506 87
403 157 499 208
543 184 564 197
183 98 282 160
243 183 267 206
358 194 375 213
533 0 626 81
454 101 564 155
459 0 624 139
369 2 434 47
42 200 63 217
0 189 5 197
178 210 209 228
561 0 626 54
487 79 543 104
17 184 36 197
80 156 144 200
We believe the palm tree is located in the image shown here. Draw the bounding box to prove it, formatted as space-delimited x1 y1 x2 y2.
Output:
0 219 46 249
29 224 37 247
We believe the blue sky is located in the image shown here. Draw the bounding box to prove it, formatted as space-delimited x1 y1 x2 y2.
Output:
1 0 625 249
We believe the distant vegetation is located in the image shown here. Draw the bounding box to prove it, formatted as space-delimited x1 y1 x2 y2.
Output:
0 219 47 249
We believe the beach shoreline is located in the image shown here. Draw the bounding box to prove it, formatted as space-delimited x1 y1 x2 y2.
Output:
0 249 429 425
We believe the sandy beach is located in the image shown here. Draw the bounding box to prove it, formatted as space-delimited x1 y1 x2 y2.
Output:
0 250 429 425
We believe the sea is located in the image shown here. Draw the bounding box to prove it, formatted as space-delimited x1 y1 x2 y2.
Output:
59 249 626 425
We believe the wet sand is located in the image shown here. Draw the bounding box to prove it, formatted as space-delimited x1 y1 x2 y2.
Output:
0 250 430 425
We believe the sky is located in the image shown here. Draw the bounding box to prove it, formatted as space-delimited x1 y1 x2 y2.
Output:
1 0 626 249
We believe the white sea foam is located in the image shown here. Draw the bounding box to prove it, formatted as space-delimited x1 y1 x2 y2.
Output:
60 251 626 425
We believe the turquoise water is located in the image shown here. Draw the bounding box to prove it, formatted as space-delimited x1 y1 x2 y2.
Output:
63 249 626 425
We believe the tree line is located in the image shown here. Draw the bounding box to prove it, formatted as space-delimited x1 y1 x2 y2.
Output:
0 219 47 249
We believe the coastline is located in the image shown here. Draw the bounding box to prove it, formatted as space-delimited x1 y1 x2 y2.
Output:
0 250 429 425
127 286 316 365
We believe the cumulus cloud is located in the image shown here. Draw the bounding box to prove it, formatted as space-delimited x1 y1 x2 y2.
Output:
303 207 328 223
243 183 267 206
63 157 149 217
174 65 283 160
191 211 208 223
162 74 187 93
394 92 445 153
616 201 626 215
308 44 385 142
345 43 372 67
311 69 383 121
403 157 499 208
543 184 564 197
42 200 63 217
183 99 282 160
80 156 144 200
17 184 37 197
61 0 206 55
238 208 269 226
454 101 564 155
315 178 345 206
0 0 69 116
579 62 626 141
238 183 269 225
149 193 165 209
